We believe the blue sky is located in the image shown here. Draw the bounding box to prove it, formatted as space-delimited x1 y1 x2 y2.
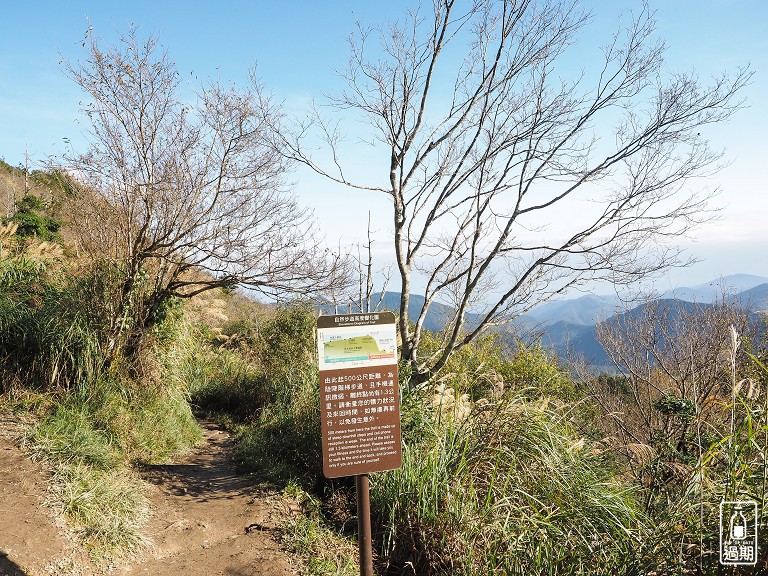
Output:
1 1 766 291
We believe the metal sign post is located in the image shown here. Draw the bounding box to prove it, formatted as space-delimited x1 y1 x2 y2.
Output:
317 313 402 576
356 474 374 576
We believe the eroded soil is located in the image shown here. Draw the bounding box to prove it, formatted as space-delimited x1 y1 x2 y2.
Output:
121 422 296 576
0 414 95 576
0 415 298 576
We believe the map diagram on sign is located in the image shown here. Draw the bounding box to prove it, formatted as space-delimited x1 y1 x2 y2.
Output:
318 325 397 369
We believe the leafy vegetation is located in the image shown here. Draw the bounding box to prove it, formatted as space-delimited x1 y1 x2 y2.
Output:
2 193 767 572
372 395 643 575
196 302 767 574
8 194 62 240
0 4 763 571
191 304 323 485
0 217 201 560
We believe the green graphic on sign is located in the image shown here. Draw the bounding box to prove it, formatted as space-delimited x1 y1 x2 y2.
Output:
318 316 397 370
323 335 395 363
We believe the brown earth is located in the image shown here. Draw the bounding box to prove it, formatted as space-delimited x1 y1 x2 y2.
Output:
0 415 300 576
0 413 96 576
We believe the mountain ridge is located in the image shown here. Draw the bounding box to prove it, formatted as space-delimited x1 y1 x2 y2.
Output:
319 274 767 372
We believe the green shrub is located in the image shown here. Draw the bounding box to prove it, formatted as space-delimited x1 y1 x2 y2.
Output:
417 331 576 402
30 168 78 197
188 344 270 419
8 194 62 240
257 302 318 403
233 369 322 484
416 331 506 399
190 302 318 419
500 340 576 400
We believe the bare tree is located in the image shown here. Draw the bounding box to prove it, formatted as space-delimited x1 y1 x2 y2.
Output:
282 0 751 386
590 295 755 511
324 212 392 314
63 29 346 358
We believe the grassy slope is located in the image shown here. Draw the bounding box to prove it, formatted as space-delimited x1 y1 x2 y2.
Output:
3 164 767 574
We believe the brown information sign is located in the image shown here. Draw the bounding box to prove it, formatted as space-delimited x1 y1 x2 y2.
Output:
317 313 402 478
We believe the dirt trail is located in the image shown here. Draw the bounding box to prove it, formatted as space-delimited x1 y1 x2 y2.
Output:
0 414 95 576
0 415 298 576
119 421 297 576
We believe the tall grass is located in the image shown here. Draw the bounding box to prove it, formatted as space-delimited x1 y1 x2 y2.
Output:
53 463 149 558
372 391 644 575
24 394 150 559
2 245 202 560
232 367 322 485
178 302 768 574
23 371 200 559
186 344 269 419
29 402 122 469
0 255 104 393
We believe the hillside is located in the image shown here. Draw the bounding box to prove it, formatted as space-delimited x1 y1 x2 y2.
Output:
523 294 619 326
0 177 314 574
731 282 768 311
532 285 767 368
365 280 768 371
3 174 767 573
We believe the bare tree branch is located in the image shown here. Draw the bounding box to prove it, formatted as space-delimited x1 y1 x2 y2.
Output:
280 0 751 385
61 28 350 358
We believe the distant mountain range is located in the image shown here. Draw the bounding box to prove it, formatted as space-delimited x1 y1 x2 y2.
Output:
660 274 768 305
521 275 768 370
525 274 768 328
320 275 768 372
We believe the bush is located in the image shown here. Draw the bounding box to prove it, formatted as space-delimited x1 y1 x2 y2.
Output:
187 344 270 419
499 340 577 400
3 248 203 559
232 371 322 485
190 302 318 420
417 331 576 402
257 301 318 404
0 247 104 394
8 194 62 240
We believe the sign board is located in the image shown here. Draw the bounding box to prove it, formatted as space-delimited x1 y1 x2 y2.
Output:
317 313 402 478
